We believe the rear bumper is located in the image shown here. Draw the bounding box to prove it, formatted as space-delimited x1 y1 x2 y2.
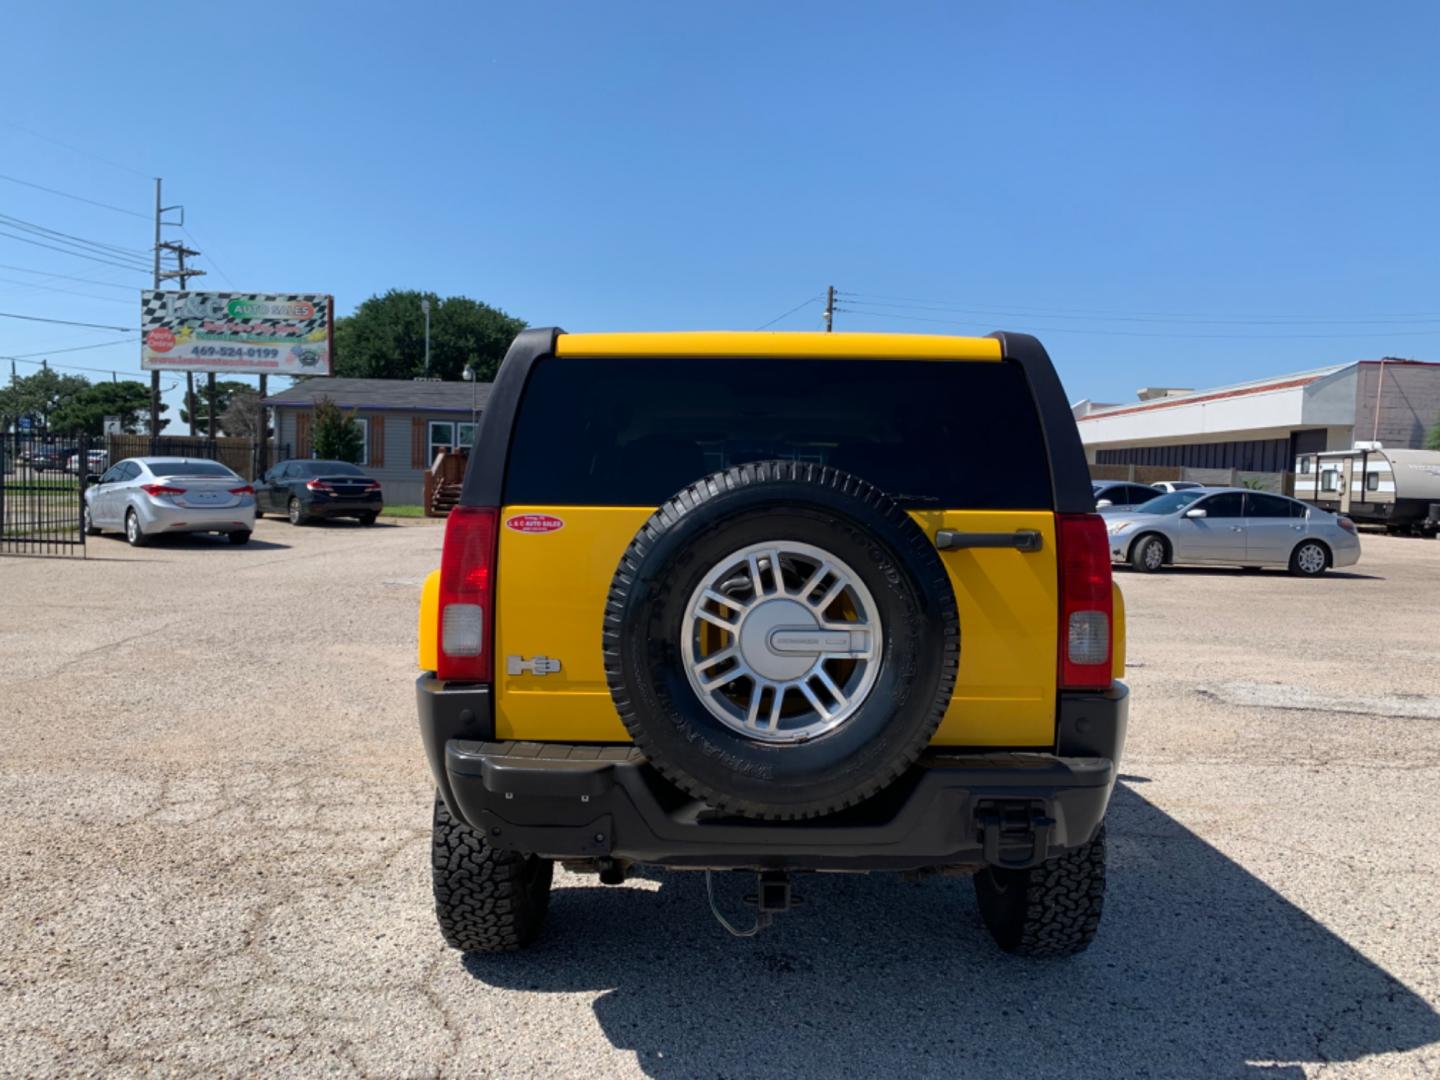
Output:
417 677 1129 871
137 498 254 532
307 497 382 516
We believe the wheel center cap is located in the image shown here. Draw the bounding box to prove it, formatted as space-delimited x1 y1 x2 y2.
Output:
738 599 822 681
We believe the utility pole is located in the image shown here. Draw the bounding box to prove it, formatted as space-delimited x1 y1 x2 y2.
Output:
160 241 206 438
151 179 162 441
823 285 835 333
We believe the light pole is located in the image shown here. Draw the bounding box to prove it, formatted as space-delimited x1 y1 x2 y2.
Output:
462 363 477 435
420 297 432 376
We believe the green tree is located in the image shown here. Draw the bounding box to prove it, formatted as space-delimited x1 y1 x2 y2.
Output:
331 289 526 382
0 368 93 431
181 379 251 435
1426 415 1440 450
311 397 363 463
48 380 156 436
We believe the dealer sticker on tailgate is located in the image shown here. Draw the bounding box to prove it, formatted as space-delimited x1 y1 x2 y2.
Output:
505 513 565 534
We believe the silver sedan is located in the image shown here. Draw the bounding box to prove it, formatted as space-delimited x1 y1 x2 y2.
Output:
84 457 256 546
1102 487 1361 576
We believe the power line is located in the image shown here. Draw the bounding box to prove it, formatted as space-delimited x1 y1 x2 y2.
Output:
841 291 1440 326
0 311 137 331
0 228 152 272
2 122 155 179
0 213 151 261
755 296 821 330
180 225 238 289
834 306 1440 340
7 336 139 360
0 275 133 304
0 263 137 291
0 173 151 220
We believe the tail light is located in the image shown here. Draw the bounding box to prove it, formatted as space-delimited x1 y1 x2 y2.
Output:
229 485 254 495
141 484 185 496
1057 513 1113 690
1337 515 1357 535
363 481 382 492
306 479 333 492
437 506 498 681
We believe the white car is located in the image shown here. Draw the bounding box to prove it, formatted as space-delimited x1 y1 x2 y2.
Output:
84 457 256 546
1150 480 1203 493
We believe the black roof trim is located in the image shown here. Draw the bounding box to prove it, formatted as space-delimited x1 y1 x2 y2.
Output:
989 331 1095 515
460 328 562 507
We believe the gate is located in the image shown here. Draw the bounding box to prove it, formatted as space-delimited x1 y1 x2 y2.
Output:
0 433 90 557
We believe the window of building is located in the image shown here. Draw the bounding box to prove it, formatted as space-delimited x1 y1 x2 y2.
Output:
428 421 455 465
456 422 477 451
1365 470 1379 491
354 417 369 466
1298 457 1312 474
1320 469 1339 492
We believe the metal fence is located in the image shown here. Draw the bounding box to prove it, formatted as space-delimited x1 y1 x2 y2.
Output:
0 433 90 556
102 435 287 481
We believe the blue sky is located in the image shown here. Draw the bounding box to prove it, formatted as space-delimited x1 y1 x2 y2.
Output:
3 1 1437 421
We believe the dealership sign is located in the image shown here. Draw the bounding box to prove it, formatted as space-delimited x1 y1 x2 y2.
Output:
140 292 334 375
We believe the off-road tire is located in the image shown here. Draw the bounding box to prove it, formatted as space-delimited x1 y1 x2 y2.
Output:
1289 539 1330 577
974 825 1106 957
431 794 553 953
1129 534 1166 573
603 460 960 821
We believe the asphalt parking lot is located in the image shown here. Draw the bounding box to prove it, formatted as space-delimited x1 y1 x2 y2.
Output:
3 522 1439 1079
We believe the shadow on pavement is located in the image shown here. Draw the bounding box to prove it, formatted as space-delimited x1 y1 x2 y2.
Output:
462 784 1440 1078
1115 565 1382 581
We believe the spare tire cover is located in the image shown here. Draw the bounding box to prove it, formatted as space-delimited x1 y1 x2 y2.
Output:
603 461 960 820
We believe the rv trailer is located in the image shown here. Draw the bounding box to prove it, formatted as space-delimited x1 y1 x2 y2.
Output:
1294 447 1440 536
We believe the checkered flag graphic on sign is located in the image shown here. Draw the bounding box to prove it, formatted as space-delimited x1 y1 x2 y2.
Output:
140 292 332 339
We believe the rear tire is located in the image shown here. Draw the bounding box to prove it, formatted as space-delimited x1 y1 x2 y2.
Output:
432 794 553 953
974 825 1106 957
228 530 252 545
1289 539 1329 577
124 509 148 547
288 497 309 526
1129 534 1166 573
359 512 378 525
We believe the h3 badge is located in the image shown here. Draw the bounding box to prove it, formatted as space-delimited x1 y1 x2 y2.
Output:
506 655 562 676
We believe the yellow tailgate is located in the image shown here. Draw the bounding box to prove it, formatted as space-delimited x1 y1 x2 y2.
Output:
489 505 1059 748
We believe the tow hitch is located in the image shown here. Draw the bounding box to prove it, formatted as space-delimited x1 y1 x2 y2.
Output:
975 799 1055 869
705 870 802 937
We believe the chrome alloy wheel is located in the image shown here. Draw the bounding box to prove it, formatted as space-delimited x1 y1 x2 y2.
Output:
1296 541 1326 574
681 541 883 743
1142 539 1164 570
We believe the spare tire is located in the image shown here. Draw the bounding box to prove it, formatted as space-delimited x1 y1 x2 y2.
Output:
602 461 960 820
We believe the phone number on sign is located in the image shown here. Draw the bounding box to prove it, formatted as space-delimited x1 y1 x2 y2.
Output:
188 346 282 359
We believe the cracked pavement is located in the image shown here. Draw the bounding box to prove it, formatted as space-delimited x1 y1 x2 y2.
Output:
2 521 1439 1078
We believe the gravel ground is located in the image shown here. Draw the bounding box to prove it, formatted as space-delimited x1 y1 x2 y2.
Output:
2 521 1439 1079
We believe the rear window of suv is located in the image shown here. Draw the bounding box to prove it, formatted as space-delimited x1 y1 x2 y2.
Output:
504 357 1053 508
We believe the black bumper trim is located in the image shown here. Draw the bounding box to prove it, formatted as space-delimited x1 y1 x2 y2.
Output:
422 680 1129 870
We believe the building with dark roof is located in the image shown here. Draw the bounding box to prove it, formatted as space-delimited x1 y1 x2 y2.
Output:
264 377 491 505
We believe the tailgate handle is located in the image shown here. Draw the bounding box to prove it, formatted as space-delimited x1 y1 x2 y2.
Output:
934 529 1043 553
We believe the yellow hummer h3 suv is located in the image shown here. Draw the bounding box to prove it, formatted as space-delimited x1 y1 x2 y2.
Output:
418 329 1128 956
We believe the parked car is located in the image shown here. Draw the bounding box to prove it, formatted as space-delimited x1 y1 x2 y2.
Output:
253 459 383 525
1150 480 1202 493
418 328 1128 957
83 457 255 546
28 445 66 471
1092 480 1163 511
1103 488 1360 575
67 449 108 475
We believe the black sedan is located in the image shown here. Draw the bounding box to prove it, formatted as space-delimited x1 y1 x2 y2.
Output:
254 459 383 525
